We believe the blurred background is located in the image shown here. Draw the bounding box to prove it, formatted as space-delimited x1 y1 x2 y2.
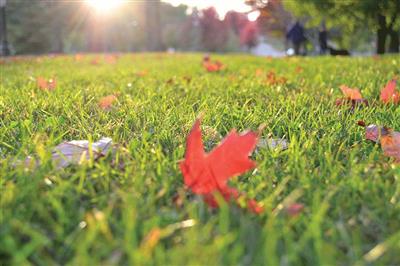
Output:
0 0 399 56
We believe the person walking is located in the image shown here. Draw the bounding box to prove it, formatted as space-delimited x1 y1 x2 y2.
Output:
319 21 328 55
286 20 306 55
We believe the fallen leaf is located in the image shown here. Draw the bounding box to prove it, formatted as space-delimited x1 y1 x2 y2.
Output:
104 54 118 64
295 66 303 73
140 219 196 256
358 121 399 163
266 70 287 85
380 79 399 104
285 203 304 217
358 121 389 143
340 85 363 100
37 77 56 91
365 124 382 143
203 187 264 214
255 68 264 77
247 198 264 214
257 138 288 150
140 228 162 256
203 60 225 72
381 131 400 163
90 57 100 65
202 55 224 72
335 98 368 107
136 70 148 77
166 78 174 85
21 137 114 169
74 54 83 61
336 85 368 110
99 95 118 110
37 77 47 89
180 118 263 213
51 137 113 168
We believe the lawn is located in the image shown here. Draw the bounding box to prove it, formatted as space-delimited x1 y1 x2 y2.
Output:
0 53 399 265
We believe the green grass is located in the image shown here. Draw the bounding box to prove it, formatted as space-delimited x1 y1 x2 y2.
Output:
1 53 400 265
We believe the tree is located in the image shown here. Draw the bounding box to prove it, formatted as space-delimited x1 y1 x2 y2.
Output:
245 0 292 36
0 0 10 55
223 11 260 51
281 0 400 54
240 21 258 50
6 1 53 54
224 11 248 35
160 3 191 50
179 8 202 51
145 0 164 51
199 7 228 52
6 0 85 54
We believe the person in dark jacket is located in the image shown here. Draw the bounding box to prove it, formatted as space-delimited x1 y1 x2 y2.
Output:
286 20 306 55
319 21 328 54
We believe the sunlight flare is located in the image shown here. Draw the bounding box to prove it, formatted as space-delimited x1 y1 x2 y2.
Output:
85 0 124 14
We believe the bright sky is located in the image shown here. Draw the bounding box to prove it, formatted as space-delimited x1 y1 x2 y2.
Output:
84 0 259 20
162 0 254 18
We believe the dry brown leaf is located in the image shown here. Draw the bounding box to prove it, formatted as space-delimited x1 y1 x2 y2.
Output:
140 219 196 256
37 77 56 91
99 95 118 110
359 121 400 163
340 85 363 100
381 131 400 163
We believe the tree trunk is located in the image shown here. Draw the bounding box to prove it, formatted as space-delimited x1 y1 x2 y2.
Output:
377 14 387 54
0 5 10 56
388 30 399 53
145 0 163 51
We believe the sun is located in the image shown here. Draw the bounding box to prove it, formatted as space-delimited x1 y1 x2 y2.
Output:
85 0 123 14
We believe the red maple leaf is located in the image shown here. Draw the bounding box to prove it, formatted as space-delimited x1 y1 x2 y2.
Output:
180 118 263 213
380 79 399 104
